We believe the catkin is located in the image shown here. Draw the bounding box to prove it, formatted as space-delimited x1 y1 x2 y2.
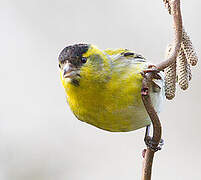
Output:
177 47 189 90
186 63 192 81
182 30 198 66
163 0 172 15
164 45 176 100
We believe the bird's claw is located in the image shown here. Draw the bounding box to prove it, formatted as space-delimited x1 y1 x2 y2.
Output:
141 87 149 96
144 65 159 73
144 136 164 152
141 65 161 80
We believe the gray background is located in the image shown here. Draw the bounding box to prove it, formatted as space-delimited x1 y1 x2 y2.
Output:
0 0 200 180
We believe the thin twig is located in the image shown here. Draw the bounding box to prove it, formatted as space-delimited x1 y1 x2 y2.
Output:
157 0 183 70
141 0 183 180
141 73 162 180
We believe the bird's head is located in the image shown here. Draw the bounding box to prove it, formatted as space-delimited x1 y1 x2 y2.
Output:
58 44 89 79
58 44 110 85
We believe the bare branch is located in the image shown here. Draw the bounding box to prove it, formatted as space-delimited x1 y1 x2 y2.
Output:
141 0 183 180
157 0 183 70
141 72 162 180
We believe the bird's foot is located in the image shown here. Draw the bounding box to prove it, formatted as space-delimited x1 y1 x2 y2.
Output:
140 65 161 80
142 149 147 158
141 87 149 96
144 136 164 152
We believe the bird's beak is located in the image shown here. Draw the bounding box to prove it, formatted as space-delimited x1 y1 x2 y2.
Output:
63 63 74 78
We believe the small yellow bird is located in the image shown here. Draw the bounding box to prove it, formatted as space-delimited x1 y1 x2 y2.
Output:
58 44 165 132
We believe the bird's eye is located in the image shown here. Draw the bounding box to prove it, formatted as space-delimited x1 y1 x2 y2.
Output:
59 64 61 68
81 57 87 64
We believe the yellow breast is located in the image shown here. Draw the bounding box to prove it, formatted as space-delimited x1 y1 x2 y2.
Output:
61 61 152 132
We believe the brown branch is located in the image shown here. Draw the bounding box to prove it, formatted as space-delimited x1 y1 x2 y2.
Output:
157 0 183 70
141 0 183 180
141 73 162 180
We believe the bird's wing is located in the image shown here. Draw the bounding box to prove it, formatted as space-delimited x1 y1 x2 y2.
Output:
104 48 164 94
104 48 146 62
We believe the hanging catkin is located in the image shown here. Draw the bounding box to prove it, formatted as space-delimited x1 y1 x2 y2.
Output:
163 0 172 14
182 30 198 66
186 63 192 81
177 47 189 90
163 1 198 66
163 0 197 95
164 45 176 100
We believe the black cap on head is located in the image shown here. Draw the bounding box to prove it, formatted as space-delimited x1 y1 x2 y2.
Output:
58 44 89 65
